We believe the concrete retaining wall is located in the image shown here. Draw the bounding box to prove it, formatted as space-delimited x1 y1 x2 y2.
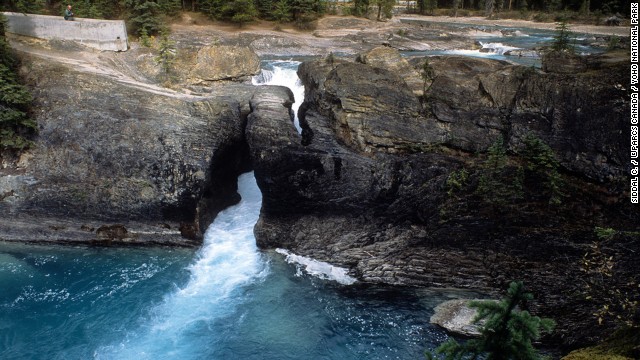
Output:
2 12 128 51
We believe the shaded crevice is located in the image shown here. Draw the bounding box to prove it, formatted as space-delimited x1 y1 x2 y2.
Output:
190 106 254 241
298 101 314 146
333 156 342 180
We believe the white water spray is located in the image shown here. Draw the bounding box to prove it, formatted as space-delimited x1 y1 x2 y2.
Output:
252 60 304 134
444 42 520 58
96 172 267 359
275 248 357 285
477 42 520 55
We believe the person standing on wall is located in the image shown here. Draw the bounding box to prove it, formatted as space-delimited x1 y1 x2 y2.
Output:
64 5 74 20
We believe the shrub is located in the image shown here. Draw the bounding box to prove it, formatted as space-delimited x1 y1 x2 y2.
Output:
446 168 469 197
294 15 317 30
581 228 639 328
476 138 524 205
520 134 564 205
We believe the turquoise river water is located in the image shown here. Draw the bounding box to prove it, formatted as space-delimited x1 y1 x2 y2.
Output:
0 173 470 359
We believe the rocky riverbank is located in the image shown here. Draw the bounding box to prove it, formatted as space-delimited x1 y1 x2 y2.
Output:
246 46 638 350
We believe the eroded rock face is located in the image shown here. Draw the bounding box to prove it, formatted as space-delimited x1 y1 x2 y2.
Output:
298 60 444 154
0 53 256 244
247 50 637 349
299 52 628 182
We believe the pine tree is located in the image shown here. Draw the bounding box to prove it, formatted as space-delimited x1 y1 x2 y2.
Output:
352 0 368 17
476 137 522 206
123 0 164 36
451 0 460 16
290 0 315 21
157 0 181 14
520 135 563 205
485 0 494 17
421 0 436 15
1 0 45 13
551 19 574 53
254 0 276 20
154 31 176 79
0 14 36 150
428 281 556 360
199 0 223 19
421 57 435 94
272 0 292 23
217 0 257 26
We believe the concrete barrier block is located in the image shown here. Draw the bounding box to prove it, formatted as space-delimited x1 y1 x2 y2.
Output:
2 12 128 52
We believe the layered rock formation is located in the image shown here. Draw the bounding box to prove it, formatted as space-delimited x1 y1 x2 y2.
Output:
246 48 638 349
0 49 258 245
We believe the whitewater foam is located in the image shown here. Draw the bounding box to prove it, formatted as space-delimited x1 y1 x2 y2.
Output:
478 42 520 55
275 248 357 285
95 172 268 359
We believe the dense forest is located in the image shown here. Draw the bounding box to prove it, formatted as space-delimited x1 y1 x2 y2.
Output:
0 0 632 35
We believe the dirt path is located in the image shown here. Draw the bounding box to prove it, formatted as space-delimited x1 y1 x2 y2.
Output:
8 34 207 99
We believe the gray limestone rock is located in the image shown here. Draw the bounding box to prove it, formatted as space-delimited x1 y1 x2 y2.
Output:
430 299 485 337
190 45 260 82
0 53 256 244
246 49 637 349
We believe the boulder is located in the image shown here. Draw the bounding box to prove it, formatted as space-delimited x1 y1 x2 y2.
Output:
604 15 621 26
503 49 540 58
541 50 587 74
190 45 260 82
430 299 485 337
356 46 424 96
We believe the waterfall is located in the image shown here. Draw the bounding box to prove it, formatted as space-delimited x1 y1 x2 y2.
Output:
96 172 267 359
252 60 304 134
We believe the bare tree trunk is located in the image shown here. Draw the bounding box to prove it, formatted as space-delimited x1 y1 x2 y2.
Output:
485 0 494 17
